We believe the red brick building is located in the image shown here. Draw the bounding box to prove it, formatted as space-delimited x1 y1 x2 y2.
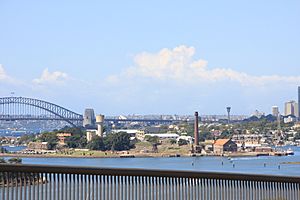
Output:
213 139 237 154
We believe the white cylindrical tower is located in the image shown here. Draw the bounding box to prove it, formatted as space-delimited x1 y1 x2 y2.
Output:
96 114 105 137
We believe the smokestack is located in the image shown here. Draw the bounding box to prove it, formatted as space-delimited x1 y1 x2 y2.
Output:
194 111 199 145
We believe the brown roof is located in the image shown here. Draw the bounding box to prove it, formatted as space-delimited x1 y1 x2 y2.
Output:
214 139 230 146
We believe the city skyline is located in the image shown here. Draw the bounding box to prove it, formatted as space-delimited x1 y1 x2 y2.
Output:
0 1 300 115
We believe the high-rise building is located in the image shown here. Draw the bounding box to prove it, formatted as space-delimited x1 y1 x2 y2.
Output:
272 106 279 117
284 101 299 117
298 86 300 119
83 108 96 128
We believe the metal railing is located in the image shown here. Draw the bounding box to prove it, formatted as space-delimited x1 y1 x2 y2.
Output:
0 164 300 200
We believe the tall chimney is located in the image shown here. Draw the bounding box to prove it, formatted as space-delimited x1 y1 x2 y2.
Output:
194 111 199 145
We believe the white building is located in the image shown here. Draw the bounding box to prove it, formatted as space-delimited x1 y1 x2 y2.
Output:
231 134 262 148
86 129 97 142
176 135 193 144
145 133 179 140
111 129 145 141
284 115 297 123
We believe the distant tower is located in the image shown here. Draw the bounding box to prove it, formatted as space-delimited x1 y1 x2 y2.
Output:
194 112 199 145
96 114 105 137
277 113 281 131
83 108 96 128
226 107 231 124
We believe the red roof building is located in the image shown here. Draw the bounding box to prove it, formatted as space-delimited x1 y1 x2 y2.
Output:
213 139 237 154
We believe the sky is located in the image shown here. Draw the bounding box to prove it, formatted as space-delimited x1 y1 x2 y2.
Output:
0 1 300 116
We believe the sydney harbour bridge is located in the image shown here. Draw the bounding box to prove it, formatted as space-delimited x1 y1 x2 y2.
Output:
0 97 177 127
0 97 83 127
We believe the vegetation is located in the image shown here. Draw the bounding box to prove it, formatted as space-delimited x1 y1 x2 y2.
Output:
86 132 134 151
104 132 134 151
178 139 188 146
18 134 36 145
144 135 159 144
38 132 58 149
18 126 136 152
170 139 177 145
86 136 105 150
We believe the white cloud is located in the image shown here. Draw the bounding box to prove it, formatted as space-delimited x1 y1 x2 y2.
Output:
33 68 69 85
0 64 11 81
119 45 300 86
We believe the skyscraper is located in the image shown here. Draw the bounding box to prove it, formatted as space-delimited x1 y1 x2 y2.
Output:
272 106 279 117
284 101 299 117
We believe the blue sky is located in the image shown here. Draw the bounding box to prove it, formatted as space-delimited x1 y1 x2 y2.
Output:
0 1 299 116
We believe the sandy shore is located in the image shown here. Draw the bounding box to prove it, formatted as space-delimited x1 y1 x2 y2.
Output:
0 151 274 159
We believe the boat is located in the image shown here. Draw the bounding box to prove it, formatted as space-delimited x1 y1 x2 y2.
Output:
286 148 294 155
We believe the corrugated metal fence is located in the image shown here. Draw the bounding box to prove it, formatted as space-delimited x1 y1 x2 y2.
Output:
0 164 300 200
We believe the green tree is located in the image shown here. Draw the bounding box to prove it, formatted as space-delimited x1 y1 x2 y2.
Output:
170 139 177 145
38 132 58 150
62 128 87 149
65 134 87 148
104 132 133 151
144 135 159 144
87 136 105 150
18 134 36 145
178 139 188 146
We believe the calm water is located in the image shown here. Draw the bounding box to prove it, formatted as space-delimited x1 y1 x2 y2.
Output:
14 146 300 176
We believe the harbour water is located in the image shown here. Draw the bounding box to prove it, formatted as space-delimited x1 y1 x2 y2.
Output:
9 146 300 177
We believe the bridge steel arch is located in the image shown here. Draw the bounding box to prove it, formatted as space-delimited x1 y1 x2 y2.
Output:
0 97 83 127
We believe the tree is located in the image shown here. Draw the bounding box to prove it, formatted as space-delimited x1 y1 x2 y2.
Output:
38 132 58 150
178 139 188 146
63 128 87 149
87 136 105 150
144 135 159 144
65 134 87 149
104 132 133 151
18 134 36 145
170 139 177 145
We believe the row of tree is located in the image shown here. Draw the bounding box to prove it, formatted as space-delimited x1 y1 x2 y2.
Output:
87 132 134 151
20 128 135 151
